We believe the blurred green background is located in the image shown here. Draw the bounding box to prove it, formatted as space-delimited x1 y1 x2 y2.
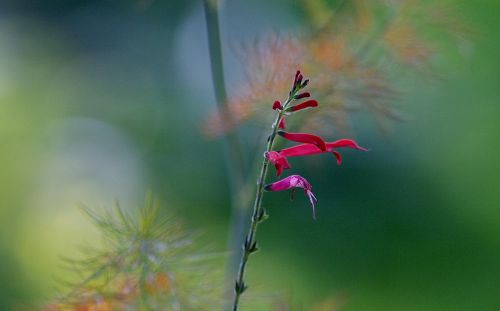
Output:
0 0 499 310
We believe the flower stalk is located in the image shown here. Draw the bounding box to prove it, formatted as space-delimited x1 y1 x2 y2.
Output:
231 71 366 310
231 74 304 311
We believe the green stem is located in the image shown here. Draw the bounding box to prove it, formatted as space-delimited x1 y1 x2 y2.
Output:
231 92 296 311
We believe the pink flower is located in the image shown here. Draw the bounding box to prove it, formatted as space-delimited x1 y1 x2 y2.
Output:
277 131 327 151
281 139 368 164
266 139 367 176
264 174 318 219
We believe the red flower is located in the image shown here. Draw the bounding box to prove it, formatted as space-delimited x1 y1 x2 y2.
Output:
281 139 368 164
264 174 318 219
266 139 367 175
277 131 327 151
287 99 318 112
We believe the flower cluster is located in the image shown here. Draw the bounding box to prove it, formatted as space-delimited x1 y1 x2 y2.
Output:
264 70 367 219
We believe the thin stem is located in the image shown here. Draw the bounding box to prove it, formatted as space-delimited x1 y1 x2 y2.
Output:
231 93 295 311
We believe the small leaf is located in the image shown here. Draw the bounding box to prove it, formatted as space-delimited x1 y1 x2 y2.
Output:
254 208 269 223
235 280 248 294
248 241 258 254
244 238 259 254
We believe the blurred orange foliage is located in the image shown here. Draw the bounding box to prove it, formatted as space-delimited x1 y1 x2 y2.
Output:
204 0 468 137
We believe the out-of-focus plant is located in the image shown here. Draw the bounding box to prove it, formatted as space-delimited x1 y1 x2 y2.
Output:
205 0 470 136
46 195 223 310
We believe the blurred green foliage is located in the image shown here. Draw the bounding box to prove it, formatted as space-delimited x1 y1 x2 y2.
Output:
50 196 223 310
0 0 498 310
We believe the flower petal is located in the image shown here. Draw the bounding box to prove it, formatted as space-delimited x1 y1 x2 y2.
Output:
332 150 342 165
277 131 327 151
279 139 368 158
306 190 318 219
279 144 323 157
265 151 291 176
326 139 368 151
265 151 281 164
264 175 312 192
270 138 366 174
276 156 292 176
264 175 317 218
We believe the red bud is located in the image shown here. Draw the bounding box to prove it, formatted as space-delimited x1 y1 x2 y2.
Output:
272 100 283 110
288 100 318 112
294 92 310 100
293 70 301 86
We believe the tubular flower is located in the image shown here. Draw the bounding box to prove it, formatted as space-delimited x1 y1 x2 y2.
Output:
266 139 367 176
277 131 327 151
264 175 318 219
287 99 318 112
281 139 368 165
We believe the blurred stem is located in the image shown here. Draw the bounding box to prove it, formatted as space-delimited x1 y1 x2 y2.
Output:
202 0 249 293
231 91 297 311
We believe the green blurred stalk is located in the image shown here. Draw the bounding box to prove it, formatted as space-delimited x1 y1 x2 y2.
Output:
202 0 249 294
